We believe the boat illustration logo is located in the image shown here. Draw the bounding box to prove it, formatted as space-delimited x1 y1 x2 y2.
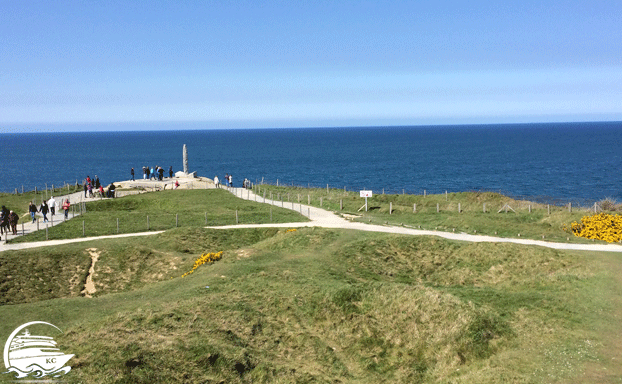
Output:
3 321 73 379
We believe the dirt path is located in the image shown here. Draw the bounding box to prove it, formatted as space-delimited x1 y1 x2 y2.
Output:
1 184 621 254
218 187 622 253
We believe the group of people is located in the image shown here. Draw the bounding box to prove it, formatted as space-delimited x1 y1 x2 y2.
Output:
0 195 72 237
83 175 102 198
82 175 116 198
213 174 251 189
0 206 19 235
137 166 173 181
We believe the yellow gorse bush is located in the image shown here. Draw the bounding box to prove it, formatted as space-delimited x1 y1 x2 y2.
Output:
181 251 223 278
286 228 297 233
571 213 622 243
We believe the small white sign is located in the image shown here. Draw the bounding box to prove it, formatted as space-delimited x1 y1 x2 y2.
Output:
360 190 373 198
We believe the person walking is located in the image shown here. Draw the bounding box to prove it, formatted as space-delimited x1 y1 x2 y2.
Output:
0 206 8 235
62 199 71 219
48 196 56 216
39 200 49 222
131 167 135 181
8 210 18 235
28 202 37 223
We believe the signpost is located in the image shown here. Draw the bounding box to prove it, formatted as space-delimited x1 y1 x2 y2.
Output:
359 190 373 212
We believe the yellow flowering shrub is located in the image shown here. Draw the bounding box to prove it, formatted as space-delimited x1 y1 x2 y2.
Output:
181 251 223 278
286 228 297 233
571 213 622 243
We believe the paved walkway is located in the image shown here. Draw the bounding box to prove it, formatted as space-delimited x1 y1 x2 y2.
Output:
2 184 622 253
217 187 622 253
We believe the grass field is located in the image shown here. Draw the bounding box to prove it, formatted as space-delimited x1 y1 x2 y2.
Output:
8 189 308 242
252 185 611 244
1 224 621 383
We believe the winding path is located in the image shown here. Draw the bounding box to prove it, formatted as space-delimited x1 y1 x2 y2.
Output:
2 185 621 253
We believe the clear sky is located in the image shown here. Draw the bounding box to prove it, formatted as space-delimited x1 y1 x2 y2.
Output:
2 0 621 131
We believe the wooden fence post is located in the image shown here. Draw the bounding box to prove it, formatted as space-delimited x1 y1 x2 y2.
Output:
458 203 461 213
437 203 439 213
548 205 550 215
413 203 416 213
424 190 427 198
483 203 486 213
390 202 392 214
340 199 343 210
320 197 323 207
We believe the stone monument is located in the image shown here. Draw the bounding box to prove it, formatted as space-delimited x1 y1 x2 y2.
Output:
176 144 196 178
183 144 188 174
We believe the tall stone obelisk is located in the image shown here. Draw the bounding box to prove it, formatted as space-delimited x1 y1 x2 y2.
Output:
183 144 188 175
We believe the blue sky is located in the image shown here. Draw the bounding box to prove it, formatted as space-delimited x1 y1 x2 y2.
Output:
2 0 621 131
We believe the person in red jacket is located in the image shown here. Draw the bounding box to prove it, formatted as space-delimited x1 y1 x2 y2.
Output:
62 199 71 219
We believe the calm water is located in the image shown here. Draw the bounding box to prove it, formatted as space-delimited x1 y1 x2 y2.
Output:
1 122 621 205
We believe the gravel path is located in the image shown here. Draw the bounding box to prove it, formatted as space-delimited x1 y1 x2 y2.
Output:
2 184 621 253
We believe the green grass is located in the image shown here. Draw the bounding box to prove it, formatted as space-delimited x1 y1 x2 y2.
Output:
0 184 82 216
254 185 602 244
1 226 619 383
10 189 307 242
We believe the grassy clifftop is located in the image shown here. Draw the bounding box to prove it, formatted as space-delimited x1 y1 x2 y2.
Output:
1 225 619 383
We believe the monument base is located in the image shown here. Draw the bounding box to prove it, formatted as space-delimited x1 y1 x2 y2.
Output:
175 171 197 178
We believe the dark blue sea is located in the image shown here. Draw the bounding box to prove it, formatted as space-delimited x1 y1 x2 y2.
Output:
1 122 621 205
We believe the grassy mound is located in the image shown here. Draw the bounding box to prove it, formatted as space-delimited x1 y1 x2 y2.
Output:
1 227 613 383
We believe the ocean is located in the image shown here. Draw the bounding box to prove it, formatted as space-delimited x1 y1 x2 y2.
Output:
1 122 621 205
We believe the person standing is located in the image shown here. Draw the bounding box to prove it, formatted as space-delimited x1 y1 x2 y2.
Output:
62 199 71 219
131 167 135 181
169 166 173 178
28 202 37 223
39 200 49 222
214 175 219 188
48 196 56 216
143 166 147 180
